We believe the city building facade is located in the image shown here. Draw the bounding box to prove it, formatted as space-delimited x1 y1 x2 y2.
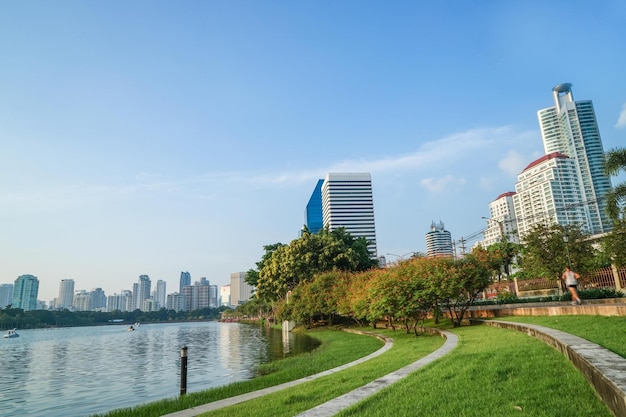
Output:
537 83 612 234
425 221 453 258
513 152 589 237
321 172 377 256
482 192 520 247
0 284 13 308
12 274 39 311
305 179 324 234
57 279 75 309
230 272 253 307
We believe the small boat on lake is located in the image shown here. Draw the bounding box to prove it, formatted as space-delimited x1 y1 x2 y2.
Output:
3 328 19 338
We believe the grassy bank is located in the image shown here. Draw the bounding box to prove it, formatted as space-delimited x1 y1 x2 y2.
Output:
93 328 384 417
198 329 445 416
97 316 623 417
492 315 626 358
337 324 613 417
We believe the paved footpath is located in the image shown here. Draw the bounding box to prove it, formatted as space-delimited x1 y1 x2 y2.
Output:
161 329 456 417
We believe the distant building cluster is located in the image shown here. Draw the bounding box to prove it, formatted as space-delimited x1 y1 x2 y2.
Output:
0 271 254 313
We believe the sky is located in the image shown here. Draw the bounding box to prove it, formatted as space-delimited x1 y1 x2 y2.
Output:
2 1 626 303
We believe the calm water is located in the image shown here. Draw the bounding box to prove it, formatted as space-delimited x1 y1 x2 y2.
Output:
0 322 318 417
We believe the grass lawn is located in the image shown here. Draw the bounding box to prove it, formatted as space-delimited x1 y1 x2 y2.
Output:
491 315 626 358
337 323 613 417
197 329 445 417
96 316 622 417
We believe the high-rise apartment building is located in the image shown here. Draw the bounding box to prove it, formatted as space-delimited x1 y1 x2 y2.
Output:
537 83 612 234
425 221 453 258
57 279 75 309
0 284 13 308
179 271 191 293
155 280 166 309
133 275 151 311
513 152 588 237
230 272 253 307
321 173 377 256
482 192 520 247
107 290 132 312
12 274 39 311
305 179 324 234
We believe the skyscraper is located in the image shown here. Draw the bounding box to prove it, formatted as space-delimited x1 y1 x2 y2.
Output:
0 284 13 308
305 179 324 234
135 275 151 311
155 280 166 309
321 173 377 257
230 272 253 307
57 279 75 309
179 271 191 293
537 83 613 234
12 274 39 311
425 221 453 258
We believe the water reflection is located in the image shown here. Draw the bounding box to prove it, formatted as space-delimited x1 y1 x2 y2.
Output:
0 322 319 417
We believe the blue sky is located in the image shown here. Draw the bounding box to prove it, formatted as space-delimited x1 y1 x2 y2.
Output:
2 1 626 302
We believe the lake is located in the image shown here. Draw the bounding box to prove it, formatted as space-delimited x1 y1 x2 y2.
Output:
0 321 318 417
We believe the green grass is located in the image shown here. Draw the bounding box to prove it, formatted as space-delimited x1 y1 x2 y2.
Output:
492 315 626 358
197 329 445 416
336 324 613 417
96 317 625 417
92 328 384 417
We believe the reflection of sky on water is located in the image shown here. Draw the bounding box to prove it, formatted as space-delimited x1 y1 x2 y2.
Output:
0 322 318 417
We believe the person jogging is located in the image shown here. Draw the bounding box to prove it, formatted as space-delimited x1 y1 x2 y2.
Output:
562 266 582 305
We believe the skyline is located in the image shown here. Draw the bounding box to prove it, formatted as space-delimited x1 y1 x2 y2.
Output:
2 2 626 302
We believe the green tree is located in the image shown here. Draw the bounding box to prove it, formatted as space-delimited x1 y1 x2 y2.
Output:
254 227 377 302
519 223 596 281
245 243 285 287
601 219 626 267
603 147 626 221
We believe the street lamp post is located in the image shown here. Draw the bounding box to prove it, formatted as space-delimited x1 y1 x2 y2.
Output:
563 235 572 269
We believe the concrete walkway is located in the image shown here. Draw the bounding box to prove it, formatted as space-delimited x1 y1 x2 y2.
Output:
475 319 626 417
161 329 456 417
294 330 457 417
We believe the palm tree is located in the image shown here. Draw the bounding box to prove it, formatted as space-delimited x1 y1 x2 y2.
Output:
604 147 626 221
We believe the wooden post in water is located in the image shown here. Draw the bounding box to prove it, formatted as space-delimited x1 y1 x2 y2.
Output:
180 346 188 395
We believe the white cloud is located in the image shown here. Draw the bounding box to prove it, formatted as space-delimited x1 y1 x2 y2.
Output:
616 103 626 129
499 150 527 176
419 175 467 192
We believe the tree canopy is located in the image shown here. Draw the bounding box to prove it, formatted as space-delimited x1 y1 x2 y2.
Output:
253 227 378 302
518 223 596 280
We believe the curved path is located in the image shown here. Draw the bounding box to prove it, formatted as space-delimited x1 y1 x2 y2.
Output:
161 329 456 417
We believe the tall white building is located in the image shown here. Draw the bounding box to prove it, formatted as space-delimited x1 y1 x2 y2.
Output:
155 280 166 309
537 83 612 234
482 192 520 247
425 221 453 258
220 284 231 307
134 275 151 311
513 152 588 237
230 272 253 307
321 172 377 256
57 279 75 309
